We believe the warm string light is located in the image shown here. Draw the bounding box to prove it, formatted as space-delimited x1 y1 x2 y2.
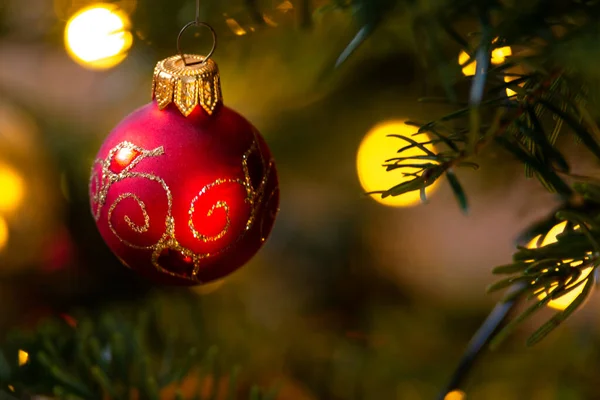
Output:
527 221 594 311
356 121 440 207
0 216 8 253
0 163 25 213
18 349 29 366
64 3 133 70
458 41 511 77
444 390 466 400
504 65 526 98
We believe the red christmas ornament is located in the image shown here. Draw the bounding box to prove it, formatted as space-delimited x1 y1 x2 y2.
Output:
89 53 279 285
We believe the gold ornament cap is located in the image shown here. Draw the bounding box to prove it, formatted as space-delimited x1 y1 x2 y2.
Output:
152 54 222 117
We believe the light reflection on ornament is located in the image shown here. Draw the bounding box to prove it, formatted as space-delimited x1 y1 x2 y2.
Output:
0 216 8 252
356 121 439 207
0 163 25 213
459 41 512 77
64 3 133 70
527 221 594 311
115 146 138 168
444 390 466 400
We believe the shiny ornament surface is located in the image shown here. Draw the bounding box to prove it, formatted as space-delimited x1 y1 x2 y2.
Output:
89 91 279 285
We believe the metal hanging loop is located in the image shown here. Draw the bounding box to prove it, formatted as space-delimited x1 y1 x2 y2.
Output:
176 20 217 66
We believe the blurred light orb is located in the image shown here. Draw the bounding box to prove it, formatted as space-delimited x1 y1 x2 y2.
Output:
444 390 466 400
356 121 439 207
459 44 512 76
527 221 594 311
458 50 477 76
504 65 526 98
18 350 29 366
505 75 519 97
0 163 25 213
0 216 8 252
225 17 247 36
64 3 133 70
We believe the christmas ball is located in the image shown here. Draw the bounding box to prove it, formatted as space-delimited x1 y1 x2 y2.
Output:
89 55 279 285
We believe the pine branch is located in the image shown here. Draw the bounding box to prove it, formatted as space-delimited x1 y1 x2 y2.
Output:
0 301 273 400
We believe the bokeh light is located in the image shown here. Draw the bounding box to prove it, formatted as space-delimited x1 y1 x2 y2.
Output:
356 121 439 207
64 3 133 70
0 163 25 213
0 216 8 252
505 75 518 97
225 17 247 36
527 221 594 311
458 50 476 76
18 350 29 366
459 43 512 76
444 390 466 400
504 66 526 98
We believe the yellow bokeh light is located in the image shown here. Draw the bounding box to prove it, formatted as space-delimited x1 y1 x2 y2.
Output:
444 390 466 400
18 349 29 366
225 17 247 36
504 66 525 98
0 163 25 213
0 216 8 252
505 75 518 97
491 46 512 64
64 3 133 70
356 121 439 208
527 221 594 310
458 50 477 76
459 43 512 76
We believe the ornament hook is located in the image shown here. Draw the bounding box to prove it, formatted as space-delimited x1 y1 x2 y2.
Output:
177 20 217 67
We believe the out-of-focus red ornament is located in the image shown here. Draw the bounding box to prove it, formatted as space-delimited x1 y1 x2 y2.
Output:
89 52 279 285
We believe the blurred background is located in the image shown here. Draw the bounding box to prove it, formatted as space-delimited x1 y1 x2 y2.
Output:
1 0 600 399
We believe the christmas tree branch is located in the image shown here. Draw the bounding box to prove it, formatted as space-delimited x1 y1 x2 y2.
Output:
437 283 523 399
0 300 274 400
327 0 600 394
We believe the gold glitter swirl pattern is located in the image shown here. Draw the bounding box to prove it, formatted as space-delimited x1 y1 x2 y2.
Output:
89 160 105 220
90 141 165 222
91 134 277 283
106 174 172 250
188 179 242 242
115 193 150 233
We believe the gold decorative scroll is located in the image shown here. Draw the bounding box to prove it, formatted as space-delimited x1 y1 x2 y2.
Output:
152 54 222 117
89 134 277 284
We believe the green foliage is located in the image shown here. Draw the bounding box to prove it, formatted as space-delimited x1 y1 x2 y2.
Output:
0 304 274 400
336 0 600 343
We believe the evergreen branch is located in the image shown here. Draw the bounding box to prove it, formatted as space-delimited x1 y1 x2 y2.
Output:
0 305 273 399
437 282 523 399
446 169 469 213
468 11 492 153
526 272 594 346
